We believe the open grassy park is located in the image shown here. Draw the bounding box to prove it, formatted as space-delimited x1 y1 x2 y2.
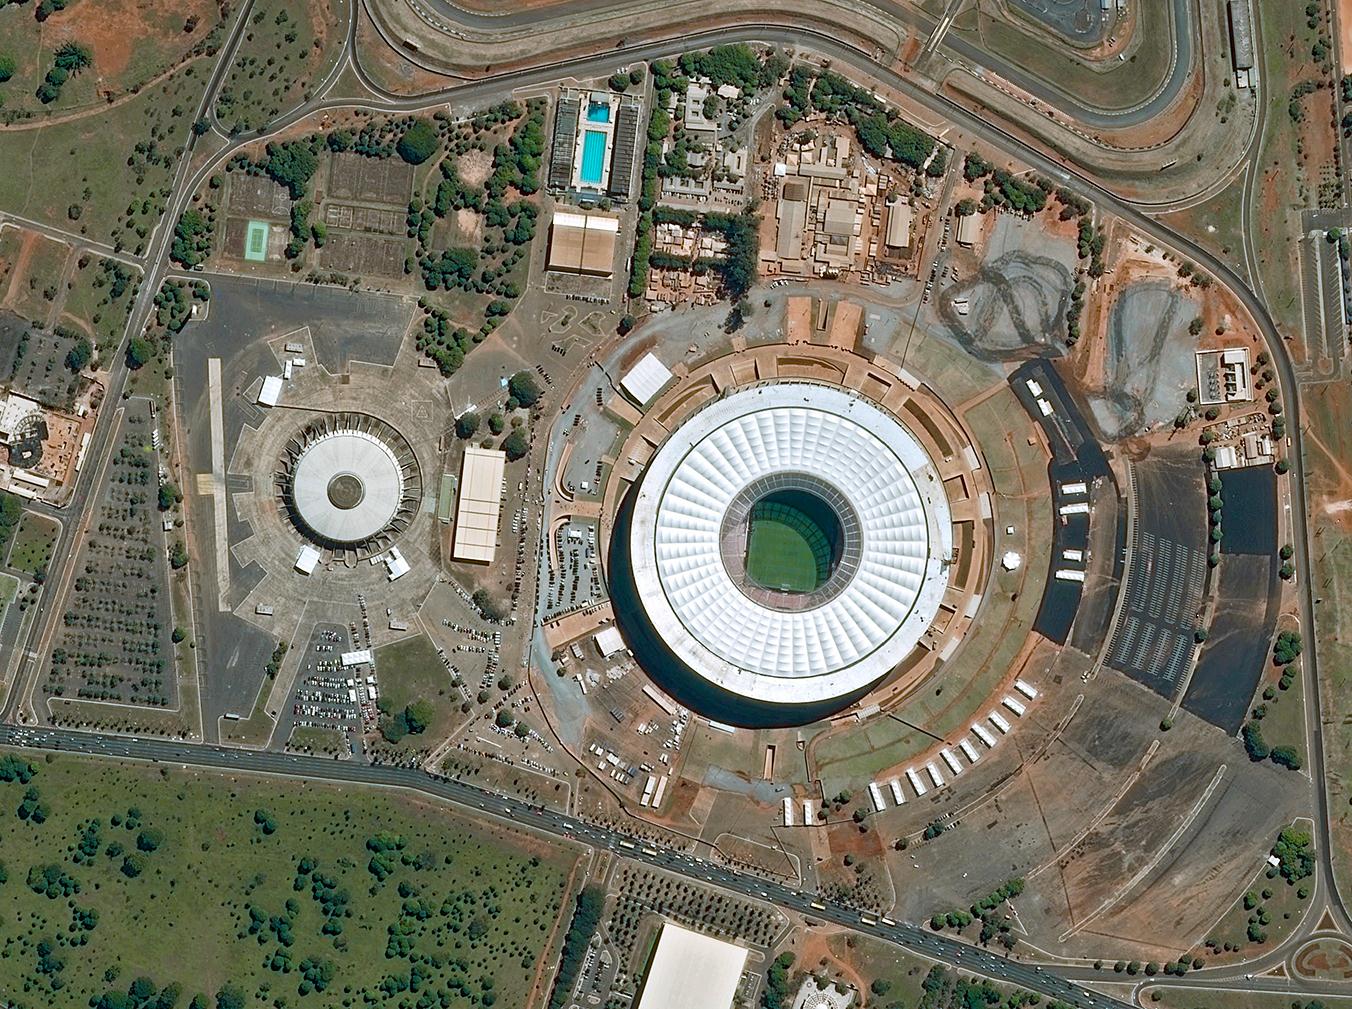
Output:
0 0 221 121
6 510 57 577
213 0 344 134
0 69 205 252
371 633 460 754
0 748 578 1008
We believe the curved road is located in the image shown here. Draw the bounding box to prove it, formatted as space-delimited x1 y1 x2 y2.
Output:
0 724 1130 1009
409 0 1196 128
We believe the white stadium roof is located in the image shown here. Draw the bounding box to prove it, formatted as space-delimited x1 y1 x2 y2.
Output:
628 382 952 707
291 430 404 543
635 922 747 1009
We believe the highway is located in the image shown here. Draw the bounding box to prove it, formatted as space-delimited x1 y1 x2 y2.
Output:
410 0 1196 128
0 723 1129 1009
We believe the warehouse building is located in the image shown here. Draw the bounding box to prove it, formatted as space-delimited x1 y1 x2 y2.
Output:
1227 0 1255 87
634 922 748 1009
546 210 619 276
452 446 506 564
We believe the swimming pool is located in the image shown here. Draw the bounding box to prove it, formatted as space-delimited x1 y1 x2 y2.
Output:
580 130 608 185
586 101 611 123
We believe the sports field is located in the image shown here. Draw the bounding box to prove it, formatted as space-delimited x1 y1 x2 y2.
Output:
745 493 835 592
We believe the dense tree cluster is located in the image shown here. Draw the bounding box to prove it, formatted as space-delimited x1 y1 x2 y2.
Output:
169 207 215 267
0 492 21 557
379 700 434 743
1272 827 1315 883
546 886 604 1009
396 117 439 165
778 68 943 175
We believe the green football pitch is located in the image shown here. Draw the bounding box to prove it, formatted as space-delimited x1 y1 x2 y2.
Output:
744 497 834 592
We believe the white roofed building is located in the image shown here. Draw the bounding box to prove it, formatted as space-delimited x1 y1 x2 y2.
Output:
453 447 506 563
620 353 674 406
634 922 747 1009
623 382 952 716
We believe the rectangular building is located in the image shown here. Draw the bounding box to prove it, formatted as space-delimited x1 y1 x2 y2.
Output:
546 210 620 277
635 922 747 1009
453 447 506 564
548 96 581 190
608 102 640 201
1227 0 1254 71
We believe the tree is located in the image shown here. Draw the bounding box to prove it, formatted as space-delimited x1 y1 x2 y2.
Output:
507 370 542 408
53 42 92 74
396 118 439 164
1273 630 1303 665
456 411 481 439
126 337 153 369
502 429 529 461
158 483 181 511
65 338 92 373
1270 745 1303 770
0 55 14 82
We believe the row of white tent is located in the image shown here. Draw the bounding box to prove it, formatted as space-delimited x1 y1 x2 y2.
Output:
780 678 1040 827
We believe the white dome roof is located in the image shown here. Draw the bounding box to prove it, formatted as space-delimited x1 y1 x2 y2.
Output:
628 382 952 707
292 430 404 544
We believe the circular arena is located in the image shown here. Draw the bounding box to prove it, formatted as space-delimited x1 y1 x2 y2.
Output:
615 382 953 725
276 413 422 556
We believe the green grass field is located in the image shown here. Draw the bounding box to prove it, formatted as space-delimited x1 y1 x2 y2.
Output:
745 494 834 592
6 511 57 576
0 749 576 1007
61 255 141 356
372 633 459 752
0 70 204 251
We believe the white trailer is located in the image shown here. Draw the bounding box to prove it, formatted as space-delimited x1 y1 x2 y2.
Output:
959 738 980 763
782 796 794 827
1014 678 1039 700
888 779 905 804
906 768 928 797
926 762 945 789
1002 695 1027 716
868 782 886 812
940 748 963 776
972 723 997 747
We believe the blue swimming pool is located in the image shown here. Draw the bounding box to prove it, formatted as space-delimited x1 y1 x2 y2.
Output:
580 130 608 185
586 101 611 123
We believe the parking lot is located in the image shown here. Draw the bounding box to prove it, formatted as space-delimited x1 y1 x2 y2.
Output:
1104 449 1208 698
1298 230 1349 380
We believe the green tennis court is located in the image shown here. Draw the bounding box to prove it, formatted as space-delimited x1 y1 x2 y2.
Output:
244 220 269 262
744 491 839 593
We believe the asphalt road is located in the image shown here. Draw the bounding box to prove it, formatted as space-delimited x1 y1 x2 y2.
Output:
0 723 1130 1009
411 0 1195 127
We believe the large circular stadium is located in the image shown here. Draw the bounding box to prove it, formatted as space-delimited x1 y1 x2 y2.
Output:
616 382 953 724
277 413 422 554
